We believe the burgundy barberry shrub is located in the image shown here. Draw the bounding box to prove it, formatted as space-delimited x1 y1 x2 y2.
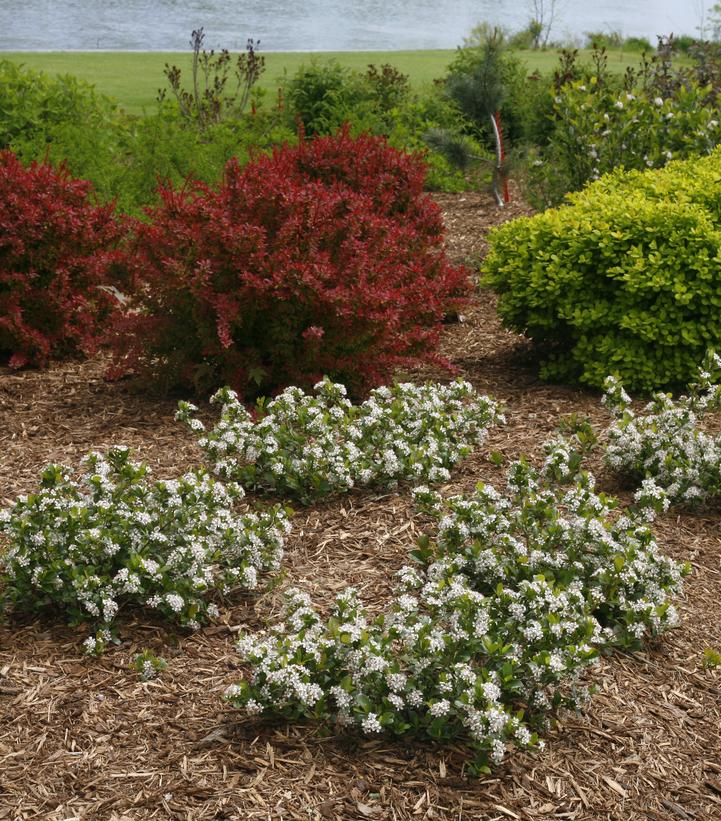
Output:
109 127 470 396
0 151 122 368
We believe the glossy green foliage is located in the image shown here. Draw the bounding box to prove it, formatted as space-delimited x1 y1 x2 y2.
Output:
483 150 721 391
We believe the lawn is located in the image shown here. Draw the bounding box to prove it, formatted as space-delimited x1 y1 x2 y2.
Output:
1 47 648 115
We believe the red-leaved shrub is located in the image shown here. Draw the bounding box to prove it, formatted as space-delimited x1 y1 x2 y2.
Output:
110 128 470 396
0 151 122 368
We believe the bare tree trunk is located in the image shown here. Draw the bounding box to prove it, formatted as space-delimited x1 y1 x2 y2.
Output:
530 0 559 48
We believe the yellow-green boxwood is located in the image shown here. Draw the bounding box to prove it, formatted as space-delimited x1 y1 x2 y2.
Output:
483 150 721 391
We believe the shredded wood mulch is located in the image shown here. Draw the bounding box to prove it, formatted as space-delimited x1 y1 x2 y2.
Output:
1 188 720 821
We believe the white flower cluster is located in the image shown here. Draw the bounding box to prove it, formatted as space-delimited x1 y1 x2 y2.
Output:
603 357 721 506
132 649 168 680
0 447 290 651
177 379 503 504
550 79 721 186
226 440 686 771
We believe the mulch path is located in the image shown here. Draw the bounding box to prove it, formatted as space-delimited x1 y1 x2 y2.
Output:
1 189 720 820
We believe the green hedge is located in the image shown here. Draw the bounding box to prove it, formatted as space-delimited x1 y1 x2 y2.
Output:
483 150 721 391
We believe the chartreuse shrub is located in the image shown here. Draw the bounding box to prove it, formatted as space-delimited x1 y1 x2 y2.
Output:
483 150 721 392
0 151 122 368
603 353 721 506
0 447 290 654
110 128 470 398
178 379 502 504
226 436 686 773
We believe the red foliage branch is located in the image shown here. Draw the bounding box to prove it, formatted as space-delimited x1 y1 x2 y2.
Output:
110 128 470 397
0 151 122 368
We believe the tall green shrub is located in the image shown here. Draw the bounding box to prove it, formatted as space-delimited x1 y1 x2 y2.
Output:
483 150 721 392
528 42 721 207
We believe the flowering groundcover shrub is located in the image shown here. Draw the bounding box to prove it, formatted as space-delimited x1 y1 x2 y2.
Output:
226 438 687 772
109 127 470 398
0 150 122 368
604 353 721 506
0 447 290 653
178 378 502 504
484 149 721 392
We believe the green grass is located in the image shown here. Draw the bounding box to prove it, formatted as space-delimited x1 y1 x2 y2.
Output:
1 48 653 116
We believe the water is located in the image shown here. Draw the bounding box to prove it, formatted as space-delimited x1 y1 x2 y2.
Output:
0 0 708 52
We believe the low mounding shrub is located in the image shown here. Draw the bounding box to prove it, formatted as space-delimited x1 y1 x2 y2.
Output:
178 379 502 503
483 150 721 392
110 128 469 397
0 151 122 368
604 354 721 505
0 447 290 653
226 437 686 773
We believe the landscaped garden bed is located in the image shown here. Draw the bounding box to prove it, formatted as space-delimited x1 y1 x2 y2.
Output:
0 187 719 820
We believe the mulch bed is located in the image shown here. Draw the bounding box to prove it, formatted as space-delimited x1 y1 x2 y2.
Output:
1 188 720 820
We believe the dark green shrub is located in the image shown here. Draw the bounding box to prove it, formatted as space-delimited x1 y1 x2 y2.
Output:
284 60 372 135
283 60 469 192
672 35 699 54
483 150 721 392
444 33 531 146
508 20 544 50
624 36 654 52
384 94 474 192
364 63 412 113
583 30 624 49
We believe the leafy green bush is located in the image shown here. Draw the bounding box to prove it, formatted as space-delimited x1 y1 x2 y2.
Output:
0 447 290 653
106 106 294 215
483 150 721 391
528 43 721 207
178 379 502 504
226 437 686 773
284 60 372 135
2 59 294 216
0 59 118 151
0 60 131 208
283 61 470 192
582 32 653 52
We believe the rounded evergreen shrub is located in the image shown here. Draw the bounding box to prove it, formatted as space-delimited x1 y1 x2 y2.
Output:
110 128 470 397
483 150 721 392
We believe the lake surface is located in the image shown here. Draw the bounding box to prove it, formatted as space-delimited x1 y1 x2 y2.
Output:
0 0 707 52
